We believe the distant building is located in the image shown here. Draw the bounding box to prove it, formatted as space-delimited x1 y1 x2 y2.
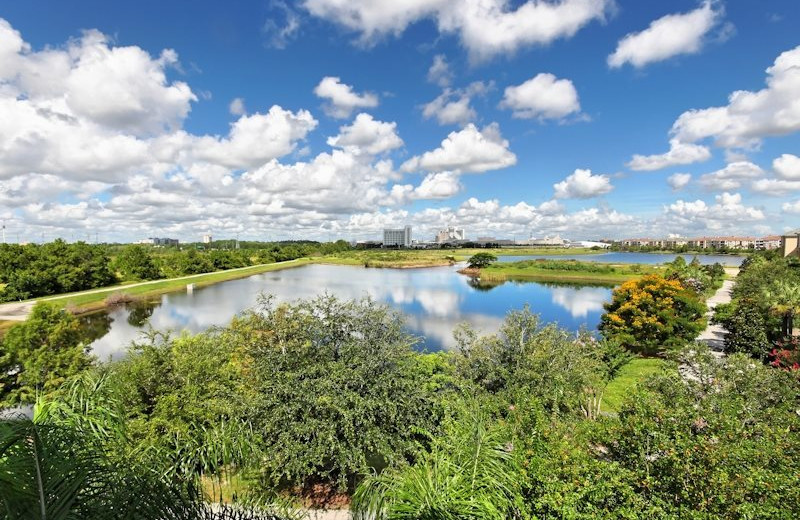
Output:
138 237 179 246
572 240 611 249
518 235 567 247
781 230 800 257
202 234 213 244
620 236 754 249
756 235 782 250
383 226 412 247
435 226 465 243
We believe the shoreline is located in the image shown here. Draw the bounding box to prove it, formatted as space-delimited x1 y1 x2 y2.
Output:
0 249 740 327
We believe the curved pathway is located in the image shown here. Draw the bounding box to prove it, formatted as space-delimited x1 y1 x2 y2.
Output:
0 259 302 322
697 271 737 357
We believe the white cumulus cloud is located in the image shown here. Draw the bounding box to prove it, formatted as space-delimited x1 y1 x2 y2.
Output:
668 173 692 190
608 1 724 68
313 76 379 119
499 73 581 121
302 0 612 61
774 153 800 180
627 138 711 171
553 169 613 199
327 113 403 155
670 45 800 148
698 161 764 191
401 123 516 174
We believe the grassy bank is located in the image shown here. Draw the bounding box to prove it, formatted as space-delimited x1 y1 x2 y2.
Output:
318 247 599 268
38 258 313 313
473 259 661 284
602 358 670 412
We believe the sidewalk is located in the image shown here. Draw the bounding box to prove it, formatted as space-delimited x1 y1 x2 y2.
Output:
697 279 735 357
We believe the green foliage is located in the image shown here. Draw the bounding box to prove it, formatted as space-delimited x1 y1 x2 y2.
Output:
467 252 497 269
0 240 116 301
605 347 800 518
717 300 771 358
113 244 162 281
600 275 706 356
0 303 92 406
452 308 609 416
0 374 301 519
230 295 441 492
352 401 526 520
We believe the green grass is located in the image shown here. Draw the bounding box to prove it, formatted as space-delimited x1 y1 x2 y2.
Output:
477 259 662 284
37 258 313 311
602 358 670 412
318 247 601 267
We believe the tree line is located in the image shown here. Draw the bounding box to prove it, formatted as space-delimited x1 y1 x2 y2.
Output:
0 240 352 302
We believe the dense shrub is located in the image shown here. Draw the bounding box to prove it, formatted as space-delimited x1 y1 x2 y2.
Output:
600 275 706 355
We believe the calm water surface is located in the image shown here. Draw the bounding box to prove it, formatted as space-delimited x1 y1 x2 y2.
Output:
497 252 746 265
83 253 741 359
84 264 613 359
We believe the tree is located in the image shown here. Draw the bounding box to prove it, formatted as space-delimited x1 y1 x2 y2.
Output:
0 303 93 406
113 244 162 280
467 252 497 269
229 295 440 493
719 300 771 358
763 280 800 338
599 274 706 356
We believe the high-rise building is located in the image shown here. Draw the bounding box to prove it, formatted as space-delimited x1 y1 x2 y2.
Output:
202 234 213 244
383 226 412 247
435 226 465 243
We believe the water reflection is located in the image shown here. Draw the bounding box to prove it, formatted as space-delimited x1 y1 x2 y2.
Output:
84 264 614 357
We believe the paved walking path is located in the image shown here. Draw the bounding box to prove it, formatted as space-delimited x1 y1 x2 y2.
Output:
0 259 302 322
697 277 736 357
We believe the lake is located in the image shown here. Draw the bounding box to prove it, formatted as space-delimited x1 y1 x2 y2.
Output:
82 252 741 359
496 252 746 265
83 263 613 359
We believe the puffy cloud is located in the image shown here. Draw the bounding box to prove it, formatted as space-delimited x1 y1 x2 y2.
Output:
422 81 490 126
499 73 581 120
553 169 613 199
664 192 765 231
670 45 800 148
401 123 516 174
608 1 723 68
783 200 800 214
327 113 403 155
774 153 800 180
668 172 692 190
427 54 453 87
313 76 379 118
627 138 711 171
750 179 800 196
193 106 318 169
698 161 764 191
229 97 246 116
302 0 612 61
388 171 463 204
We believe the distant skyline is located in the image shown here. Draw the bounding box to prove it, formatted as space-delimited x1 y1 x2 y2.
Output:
0 1 799 243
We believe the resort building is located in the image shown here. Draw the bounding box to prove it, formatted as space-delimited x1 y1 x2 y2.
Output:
781 231 800 257
518 235 567 247
383 226 412 247
435 226 465 243
756 235 782 250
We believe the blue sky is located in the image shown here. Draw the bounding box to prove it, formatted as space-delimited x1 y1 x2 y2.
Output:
0 0 799 242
